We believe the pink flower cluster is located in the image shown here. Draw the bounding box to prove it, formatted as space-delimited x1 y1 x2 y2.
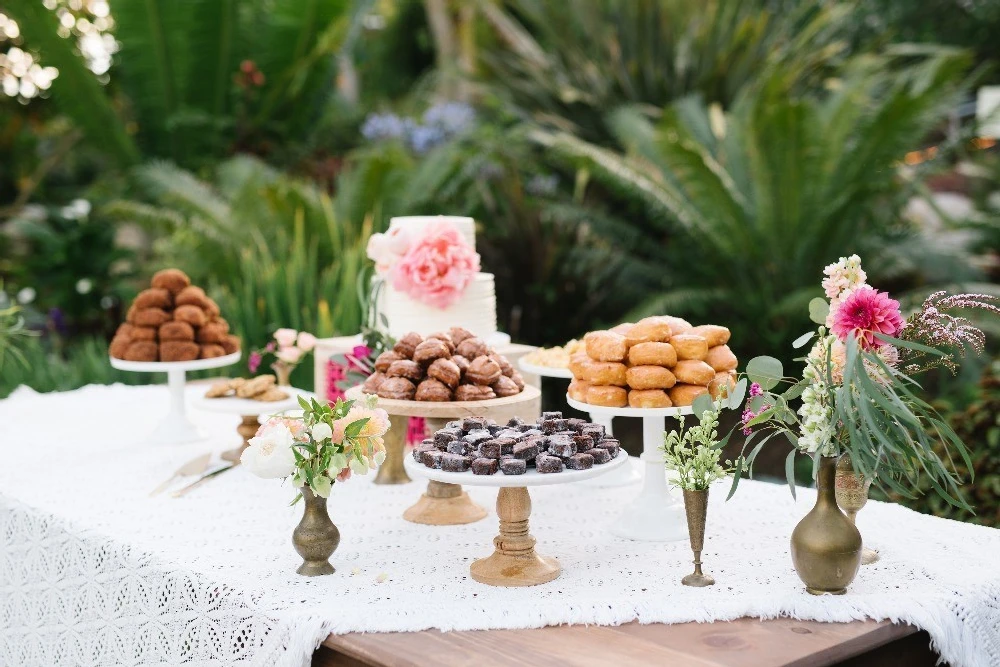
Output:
741 383 769 435
389 222 480 309
831 286 904 351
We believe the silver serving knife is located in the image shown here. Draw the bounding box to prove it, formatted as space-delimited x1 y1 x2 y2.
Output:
170 461 240 498
149 452 213 497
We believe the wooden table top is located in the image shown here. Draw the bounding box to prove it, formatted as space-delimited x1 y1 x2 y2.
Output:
317 618 935 667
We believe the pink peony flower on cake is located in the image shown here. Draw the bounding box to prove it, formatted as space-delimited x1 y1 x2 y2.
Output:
367 226 413 275
831 286 904 350
389 221 480 309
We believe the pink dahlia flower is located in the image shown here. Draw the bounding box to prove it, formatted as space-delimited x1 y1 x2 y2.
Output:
831 286 904 350
389 221 480 309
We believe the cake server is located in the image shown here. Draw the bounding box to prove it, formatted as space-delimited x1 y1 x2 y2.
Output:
149 452 212 497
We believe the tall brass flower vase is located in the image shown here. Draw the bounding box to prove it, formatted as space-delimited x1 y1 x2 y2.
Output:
681 489 715 587
293 487 340 576
790 456 861 595
835 454 879 565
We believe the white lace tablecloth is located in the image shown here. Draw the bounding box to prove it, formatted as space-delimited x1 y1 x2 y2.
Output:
2 384 999 667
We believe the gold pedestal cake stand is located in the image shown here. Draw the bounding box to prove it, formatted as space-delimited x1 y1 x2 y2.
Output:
347 384 542 525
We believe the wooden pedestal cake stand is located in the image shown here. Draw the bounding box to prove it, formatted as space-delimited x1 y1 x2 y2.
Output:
347 384 542 524
110 352 241 444
191 388 310 462
406 450 628 586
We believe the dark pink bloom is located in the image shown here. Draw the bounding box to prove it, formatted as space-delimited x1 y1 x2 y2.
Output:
749 382 763 397
353 345 372 359
831 286 904 350
248 352 262 373
407 417 426 445
326 360 347 403
265 341 276 352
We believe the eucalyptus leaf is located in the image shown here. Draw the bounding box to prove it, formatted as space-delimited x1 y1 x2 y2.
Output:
730 377 748 408
726 457 743 501
782 382 805 401
785 450 797 499
808 298 829 325
746 356 783 390
792 331 815 349
692 394 714 421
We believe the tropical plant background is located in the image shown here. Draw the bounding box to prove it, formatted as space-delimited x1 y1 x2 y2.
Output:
1 0 999 522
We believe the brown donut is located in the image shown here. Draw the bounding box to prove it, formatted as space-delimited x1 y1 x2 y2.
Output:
393 332 423 359
465 355 502 386
374 350 404 373
199 344 226 359
609 322 634 335
159 321 195 342
624 319 673 346
426 331 455 353
132 308 172 327
489 352 514 377
427 358 461 388
628 342 677 367
160 341 199 362
173 305 207 328
133 288 172 310
689 325 731 348
709 371 737 399
509 370 525 391
197 321 229 344
628 389 673 408
130 326 158 342
642 315 693 336
415 378 453 402
580 361 627 387
454 383 496 401
150 268 191 294
448 327 475 345
584 330 628 362
668 384 709 406
362 371 386 394
671 334 709 361
491 375 521 397
413 338 450 365
673 360 715 386
568 378 591 402
456 337 488 360
109 336 131 359
568 352 590 379
174 285 207 307
377 377 416 400
625 365 677 390
585 385 627 407
386 359 424 382
124 341 158 362
705 345 738 372
221 335 241 355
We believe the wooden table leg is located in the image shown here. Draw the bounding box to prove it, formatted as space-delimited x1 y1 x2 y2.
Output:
470 486 560 587
374 414 411 485
221 414 259 462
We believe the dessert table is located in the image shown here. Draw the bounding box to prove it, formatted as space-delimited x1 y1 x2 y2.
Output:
2 384 999 667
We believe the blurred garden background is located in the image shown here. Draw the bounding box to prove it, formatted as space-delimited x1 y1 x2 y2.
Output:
1 0 999 523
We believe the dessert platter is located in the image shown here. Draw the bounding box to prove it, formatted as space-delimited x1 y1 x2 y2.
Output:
516 340 582 379
193 375 309 462
108 269 242 444
405 413 628 586
566 316 740 541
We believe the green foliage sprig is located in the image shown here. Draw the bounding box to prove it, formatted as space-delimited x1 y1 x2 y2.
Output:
661 395 741 492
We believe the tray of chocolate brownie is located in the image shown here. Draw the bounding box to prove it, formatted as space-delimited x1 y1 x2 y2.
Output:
404 411 628 487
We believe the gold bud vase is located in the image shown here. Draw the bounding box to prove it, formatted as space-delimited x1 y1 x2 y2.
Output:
790 455 861 595
835 454 879 565
681 488 715 587
293 487 340 576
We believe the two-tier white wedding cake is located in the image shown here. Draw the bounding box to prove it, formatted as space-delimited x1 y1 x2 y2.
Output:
369 216 503 341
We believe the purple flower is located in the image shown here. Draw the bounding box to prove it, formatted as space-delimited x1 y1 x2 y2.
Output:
361 112 408 141
749 382 763 397
248 352 263 373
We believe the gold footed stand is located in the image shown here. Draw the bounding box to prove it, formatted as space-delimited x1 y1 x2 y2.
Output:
470 486 560 586
835 455 880 565
374 414 411 485
221 415 260 462
346 385 541 526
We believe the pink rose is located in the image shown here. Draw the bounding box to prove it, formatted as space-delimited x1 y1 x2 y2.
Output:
276 346 303 364
389 221 480 309
296 331 317 352
274 328 297 347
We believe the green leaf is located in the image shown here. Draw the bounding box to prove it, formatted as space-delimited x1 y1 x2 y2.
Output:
311 474 333 498
298 395 311 411
746 356 783 390
792 331 816 349
344 417 370 438
785 449 798 499
726 457 744 501
730 377 748 408
692 394 714 421
782 382 806 401
808 298 830 325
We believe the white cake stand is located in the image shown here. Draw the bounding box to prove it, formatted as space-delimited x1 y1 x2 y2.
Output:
567 395 696 542
192 387 309 461
110 352 241 444
405 450 628 586
520 358 641 489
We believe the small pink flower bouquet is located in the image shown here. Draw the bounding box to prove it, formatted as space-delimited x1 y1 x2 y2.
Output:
734 254 997 507
366 220 480 309
242 393 391 500
249 328 317 384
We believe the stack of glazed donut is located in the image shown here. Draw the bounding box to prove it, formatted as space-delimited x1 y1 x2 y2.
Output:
568 316 737 408
364 327 525 402
109 269 241 362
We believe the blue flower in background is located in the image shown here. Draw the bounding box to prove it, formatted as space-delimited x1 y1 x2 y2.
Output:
526 173 559 196
422 102 475 136
409 124 446 154
360 113 408 141
361 102 475 153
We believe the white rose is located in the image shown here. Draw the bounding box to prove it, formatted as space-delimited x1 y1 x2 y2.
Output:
276 346 303 364
273 328 298 347
311 421 333 442
241 423 297 479
296 332 317 352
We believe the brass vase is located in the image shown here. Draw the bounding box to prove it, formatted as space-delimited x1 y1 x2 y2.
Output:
681 488 715 587
293 487 340 576
835 454 879 565
272 362 293 387
790 455 861 595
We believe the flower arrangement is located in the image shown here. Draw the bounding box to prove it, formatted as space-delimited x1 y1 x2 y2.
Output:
737 254 999 507
242 394 390 501
249 328 317 385
366 221 480 309
661 397 739 491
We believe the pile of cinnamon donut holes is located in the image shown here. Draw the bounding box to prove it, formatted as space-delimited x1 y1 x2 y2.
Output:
365 327 525 402
109 269 241 362
568 316 737 408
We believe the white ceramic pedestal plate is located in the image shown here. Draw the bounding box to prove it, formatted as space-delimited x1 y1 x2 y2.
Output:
567 395 697 542
109 352 241 444
192 388 309 461
405 450 628 586
518 358 641 489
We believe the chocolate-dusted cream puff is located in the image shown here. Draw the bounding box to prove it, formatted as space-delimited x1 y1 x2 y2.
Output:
151 268 190 294
197 321 228 344
109 336 131 359
175 285 211 309
393 332 423 359
160 341 200 362
133 288 172 310
173 305 207 328
130 326 158 342
220 335 241 355
159 321 195 342
199 344 226 359
132 308 172 327
415 378 452 402
427 358 461 388
378 377 416 400
124 341 159 361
